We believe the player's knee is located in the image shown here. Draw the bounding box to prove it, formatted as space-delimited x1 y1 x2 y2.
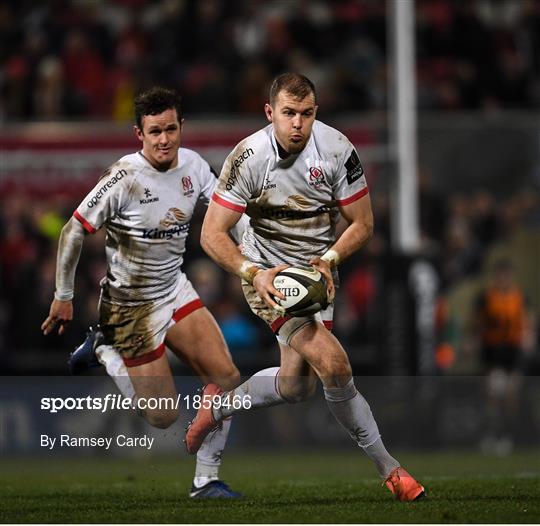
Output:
319 360 352 386
215 366 241 391
225 368 242 390
143 408 179 429
283 385 316 404
279 377 317 404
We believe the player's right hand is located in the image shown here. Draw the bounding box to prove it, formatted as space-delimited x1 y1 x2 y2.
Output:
309 256 335 304
252 264 290 313
41 299 73 336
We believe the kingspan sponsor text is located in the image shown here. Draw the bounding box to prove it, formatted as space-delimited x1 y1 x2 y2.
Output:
142 223 190 239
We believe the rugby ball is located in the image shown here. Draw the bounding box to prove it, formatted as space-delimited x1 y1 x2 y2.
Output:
273 267 329 317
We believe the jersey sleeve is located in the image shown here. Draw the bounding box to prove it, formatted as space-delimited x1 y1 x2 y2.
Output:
73 165 129 233
332 144 369 206
211 145 255 213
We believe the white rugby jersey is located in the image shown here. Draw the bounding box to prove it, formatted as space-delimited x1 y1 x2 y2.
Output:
213 120 369 268
74 149 216 305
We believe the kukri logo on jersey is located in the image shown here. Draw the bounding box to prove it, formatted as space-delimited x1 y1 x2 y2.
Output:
140 187 159 204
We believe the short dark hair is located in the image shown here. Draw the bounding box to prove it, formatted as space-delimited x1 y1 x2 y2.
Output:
134 86 182 130
269 73 316 106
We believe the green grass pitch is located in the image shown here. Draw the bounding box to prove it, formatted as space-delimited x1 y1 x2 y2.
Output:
1 450 539 523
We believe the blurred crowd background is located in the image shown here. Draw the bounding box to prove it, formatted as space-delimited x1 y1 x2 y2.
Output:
2 0 540 120
1 0 539 388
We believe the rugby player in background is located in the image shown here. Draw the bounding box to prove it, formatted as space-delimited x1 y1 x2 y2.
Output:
187 73 425 501
42 87 245 498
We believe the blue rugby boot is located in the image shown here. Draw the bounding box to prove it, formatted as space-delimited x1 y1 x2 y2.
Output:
189 480 242 498
68 327 104 375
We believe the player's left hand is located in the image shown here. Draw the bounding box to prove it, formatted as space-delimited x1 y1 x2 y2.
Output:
41 299 73 336
252 264 290 313
309 257 335 304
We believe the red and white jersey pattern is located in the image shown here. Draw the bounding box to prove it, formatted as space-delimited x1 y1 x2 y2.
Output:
213 120 369 268
74 149 215 305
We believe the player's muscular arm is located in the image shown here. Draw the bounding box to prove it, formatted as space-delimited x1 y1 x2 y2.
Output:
333 193 374 260
201 202 287 311
41 217 87 335
310 194 373 302
201 201 248 276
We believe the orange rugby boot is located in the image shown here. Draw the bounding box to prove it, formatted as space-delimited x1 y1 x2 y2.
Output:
384 467 426 502
184 383 222 454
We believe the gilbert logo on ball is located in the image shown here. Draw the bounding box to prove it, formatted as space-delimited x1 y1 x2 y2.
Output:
273 267 329 317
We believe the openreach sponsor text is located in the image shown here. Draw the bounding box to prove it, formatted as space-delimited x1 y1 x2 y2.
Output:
86 168 127 208
224 147 254 190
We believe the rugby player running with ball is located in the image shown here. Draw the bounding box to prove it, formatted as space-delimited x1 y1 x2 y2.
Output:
186 73 425 501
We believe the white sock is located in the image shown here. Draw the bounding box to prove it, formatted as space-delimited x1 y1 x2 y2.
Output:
95 344 136 401
194 418 232 485
324 378 400 478
193 476 218 488
215 367 284 420
364 438 400 479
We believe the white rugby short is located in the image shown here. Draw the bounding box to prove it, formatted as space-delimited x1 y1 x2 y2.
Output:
241 280 334 345
99 272 203 367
